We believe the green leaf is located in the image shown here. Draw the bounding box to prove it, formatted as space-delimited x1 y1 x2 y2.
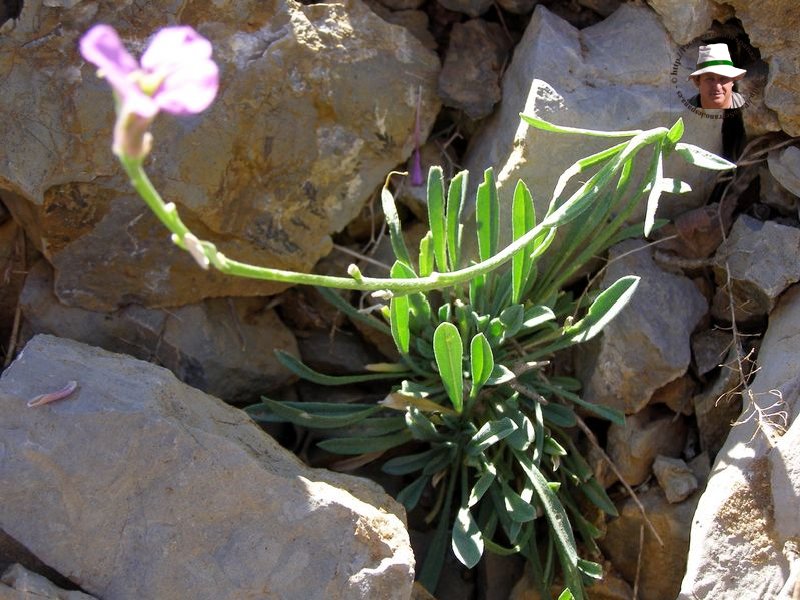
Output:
644 140 664 237
469 333 494 397
512 180 536 304
558 589 576 600
658 178 692 194
427 166 448 272
468 469 496 507
466 417 518 456
446 170 467 270
389 293 411 354
565 275 640 343
396 474 429 511
520 113 643 138
418 231 435 277
541 403 577 428
501 481 537 523
578 559 603 581
380 187 413 267
249 398 379 429
476 168 499 261
452 505 484 568
543 436 568 456
382 446 447 475
275 351 406 386
666 117 684 145
537 381 625 425
317 429 412 455
315 287 391 336
486 364 515 385
675 142 737 170
522 305 556 330
506 410 535 451
433 322 464 413
499 304 524 338
513 449 582 593
405 406 445 442
579 479 619 517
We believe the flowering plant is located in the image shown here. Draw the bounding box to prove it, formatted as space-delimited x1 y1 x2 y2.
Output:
82 24 736 598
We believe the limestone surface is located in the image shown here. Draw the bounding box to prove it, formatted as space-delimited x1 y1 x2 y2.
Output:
0 335 414 600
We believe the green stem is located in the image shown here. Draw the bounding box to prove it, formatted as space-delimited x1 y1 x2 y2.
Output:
121 126 666 296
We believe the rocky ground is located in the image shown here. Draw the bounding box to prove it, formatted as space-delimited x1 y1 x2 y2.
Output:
2 0 800 598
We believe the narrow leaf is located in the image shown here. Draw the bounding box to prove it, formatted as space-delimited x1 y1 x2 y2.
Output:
522 305 556 330
512 180 536 303
579 479 619 517
578 559 603 580
485 364 515 385
276 351 406 385
315 287 391 336
405 406 446 442
466 418 518 456
666 118 684 144
469 333 494 397
317 429 412 455
433 322 464 413
644 139 664 237
418 231 435 277
501 482 537 522
396 474 429 511
565 276 640 343
468 470 496 507
675 142 736 170
476 168 499 261
380 187 413 266
520 113 643 138
251 397 379 429
380 392 456 415
389 293 411 354
383 446 450 475
427 166 448 272
446 170 467 270
452 506 484 568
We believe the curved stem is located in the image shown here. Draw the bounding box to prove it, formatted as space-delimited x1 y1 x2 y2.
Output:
120 127 666 296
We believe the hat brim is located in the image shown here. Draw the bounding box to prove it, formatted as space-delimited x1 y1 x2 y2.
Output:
688 65 747 81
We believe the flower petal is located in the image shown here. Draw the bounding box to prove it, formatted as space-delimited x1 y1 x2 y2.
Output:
79 25 138 89
141 26 213 73
155 59 219 114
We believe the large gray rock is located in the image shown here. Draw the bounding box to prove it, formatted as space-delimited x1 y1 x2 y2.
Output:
679 284 800 599
0 0 440 311
463 3 725 239
577 239 708 414
646 0 719 45
1 564 96 600
712 214 800 318
769 145 800 199
20 260 299 403
0 335 414 599
713 0 800 136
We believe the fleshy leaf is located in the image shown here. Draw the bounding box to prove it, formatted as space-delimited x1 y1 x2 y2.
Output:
675 142 737 170
452 506 484 568
427 166 448 272
433 322 464 413
469 333 494 397
565 276 640 343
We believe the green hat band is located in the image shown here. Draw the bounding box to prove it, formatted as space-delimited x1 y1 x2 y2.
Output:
698 59 735 68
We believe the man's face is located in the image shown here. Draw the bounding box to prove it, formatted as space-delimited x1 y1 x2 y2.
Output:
695 73 734 109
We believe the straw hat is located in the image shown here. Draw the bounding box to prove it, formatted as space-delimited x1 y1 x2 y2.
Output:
688 43 747 80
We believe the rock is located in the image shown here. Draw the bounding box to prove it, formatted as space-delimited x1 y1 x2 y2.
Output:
364 2 437 50
691 329 733 376
714 0 800 136
0 564 96 600
646 0 718 45
478 553 525 600
20 261 299 403
712 214 800 318
463 3 726 242
769 146 800 198
576 0 623 18
0 0 440 311
438 20 511 120
0 335 413 599
297 328 384 375
650 375 696 415
606 406 688 487
600 484 701 600
373 0 425 10
577 239 708 415
0 220 27 362
679 283 800 599
653 455 699 503
436 0 493 18
759 165 800 217
692 345 745 455
496 0 537 16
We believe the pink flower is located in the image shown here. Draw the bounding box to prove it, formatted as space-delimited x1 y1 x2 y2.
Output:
80 24 218 158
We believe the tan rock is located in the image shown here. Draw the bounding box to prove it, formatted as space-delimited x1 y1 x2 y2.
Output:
0 0 440 310
653 455 699 503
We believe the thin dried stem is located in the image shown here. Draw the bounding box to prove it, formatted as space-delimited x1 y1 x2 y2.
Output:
574 413 664 546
